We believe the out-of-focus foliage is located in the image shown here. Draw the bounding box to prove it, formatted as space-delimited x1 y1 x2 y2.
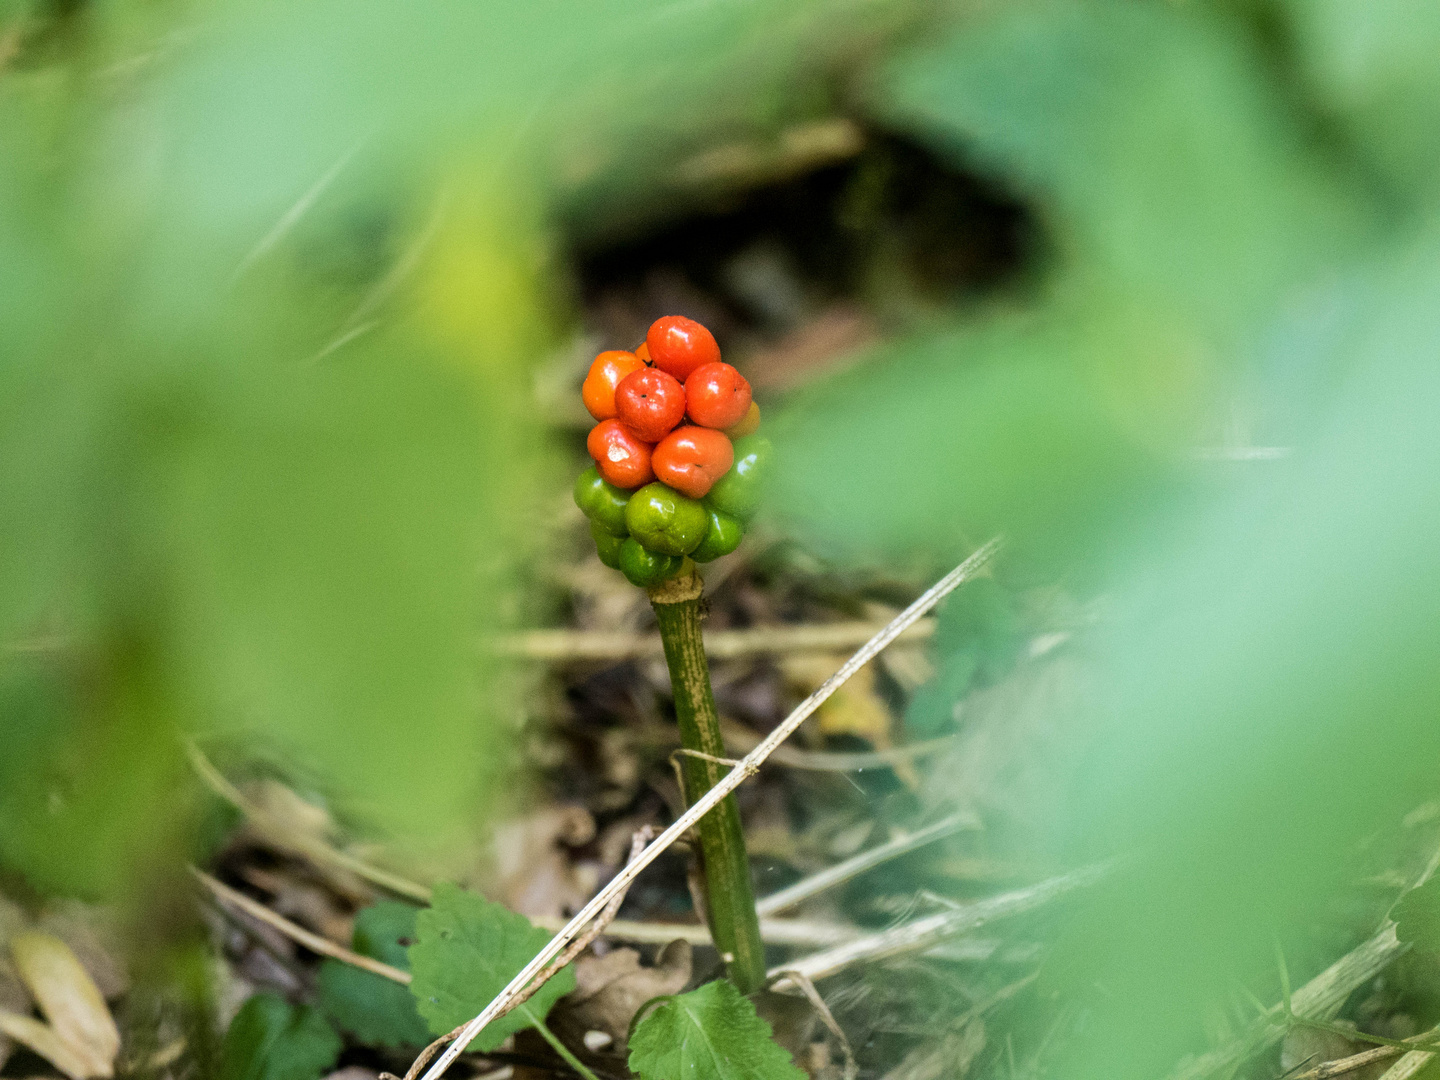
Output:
0 0 920 901
216 992 341 1080
772 0 1371 561
766 0 1440 1076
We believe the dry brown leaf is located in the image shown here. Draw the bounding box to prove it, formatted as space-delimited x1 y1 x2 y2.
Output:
10 932 120 1076
561 941 692 1051
0 1010 109 1079
37 902 128 1000
494 806 600 919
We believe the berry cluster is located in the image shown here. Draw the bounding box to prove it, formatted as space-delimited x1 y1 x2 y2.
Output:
575 316 770 587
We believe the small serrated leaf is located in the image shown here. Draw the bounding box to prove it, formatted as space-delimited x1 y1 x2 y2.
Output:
218 993 341 1080
407 882 576 1052
351 901 421 969
317 897 430 1048
628 980 806 1080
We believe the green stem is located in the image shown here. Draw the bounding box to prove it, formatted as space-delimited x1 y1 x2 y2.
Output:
521 1004 601 1080
648 572 766 993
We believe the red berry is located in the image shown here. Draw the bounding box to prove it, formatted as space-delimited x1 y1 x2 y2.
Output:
685 362 752 429
615 368 686 442
587 419 655 489
582 351 646 421
653 427 734 499
646 316 721 381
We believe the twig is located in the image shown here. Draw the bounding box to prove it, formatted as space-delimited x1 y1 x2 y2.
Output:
191 867 411 984
723 728 957 773
531 915 856 948
1282 1024 1440 1080
192 749 861 950
489 619 938 662
767 861 1107 991
768 968 857 1080
1378 1046 1438 1080
409 538 1003 1080
1168 923 1408 1080
756 812 981 916
512 829 653 1016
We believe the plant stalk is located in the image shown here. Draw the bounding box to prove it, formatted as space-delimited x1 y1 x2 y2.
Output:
648 571 766 992
521 1005 601 1080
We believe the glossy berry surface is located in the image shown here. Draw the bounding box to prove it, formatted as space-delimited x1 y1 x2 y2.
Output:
653 427 734 500
618 538 682 587
582 350 646 421
615 368 687 442
646 316 721 381
587 419 655 489
685 362 752 430
576 316 765 581
573 465 631 535
591 521 625 569
624 482 709 556
690 507 744 562
705 435 769 520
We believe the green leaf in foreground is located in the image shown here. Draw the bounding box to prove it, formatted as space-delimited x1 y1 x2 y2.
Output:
1393 877 1440 951
408 882 576 1051
317 901 431 1048
218 993 341 1080
628 980 805 1080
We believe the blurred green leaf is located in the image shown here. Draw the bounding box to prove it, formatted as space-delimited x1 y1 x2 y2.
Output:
218 993 341 1080
628 980 805 1080
408 882 575 1051
1393 879 1440 951
1283 0 1440 201
317 902 430 1048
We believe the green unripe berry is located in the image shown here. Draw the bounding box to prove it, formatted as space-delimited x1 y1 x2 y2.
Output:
624 482 708 556
705 435 770 522
591 521 625 569
618 538 683 587
690 507 744 562
574 465 632 536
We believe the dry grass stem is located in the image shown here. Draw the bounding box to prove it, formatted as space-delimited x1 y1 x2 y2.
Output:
756 812 981 917
186 742 433 903
721 723 958 771
767 861 1107 991
1377 1047 1438 1080
409 538 1003 1080
1169 923 1408 1080
190 727 868 948
768 967 858 1080
192 867 411 984
1286 1025 1440 1080
491 619 938 663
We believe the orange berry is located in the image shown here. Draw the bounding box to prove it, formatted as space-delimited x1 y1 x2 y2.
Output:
646 316 720 382
616 368 687 442
587 419 655 489
582 350 646 421
685 362 752 429
653 427 734 499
